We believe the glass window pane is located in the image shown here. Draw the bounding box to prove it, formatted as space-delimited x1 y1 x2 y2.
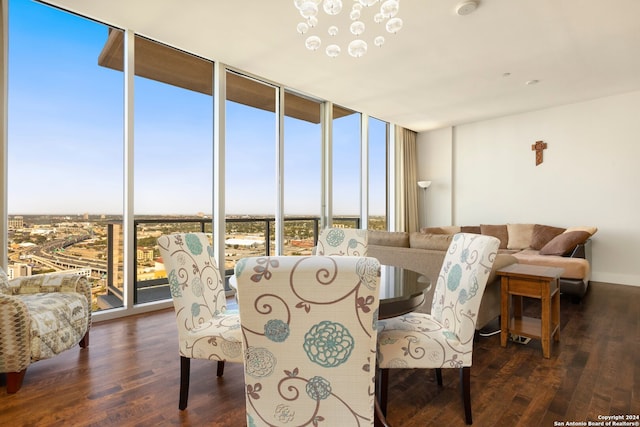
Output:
332 106 361 228
284 92 321 255
369 117 388 230
225 72 276 272
134 36 214 304
7 1 124 312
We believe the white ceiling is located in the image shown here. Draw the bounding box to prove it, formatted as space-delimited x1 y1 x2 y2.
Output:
43 0 640 132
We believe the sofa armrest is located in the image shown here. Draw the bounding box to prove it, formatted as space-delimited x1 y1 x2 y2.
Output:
0 294 32 373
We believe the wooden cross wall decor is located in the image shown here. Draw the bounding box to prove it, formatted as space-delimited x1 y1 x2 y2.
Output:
531 140 547 166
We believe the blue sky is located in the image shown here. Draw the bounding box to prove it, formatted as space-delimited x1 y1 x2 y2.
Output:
7 0 386 216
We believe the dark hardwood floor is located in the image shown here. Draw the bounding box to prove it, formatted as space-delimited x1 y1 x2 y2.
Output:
2 281 639 426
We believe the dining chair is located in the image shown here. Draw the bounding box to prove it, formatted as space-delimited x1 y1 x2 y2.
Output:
376 233 500 425
315 227 368 256
234 255 383 426
157 232 243 410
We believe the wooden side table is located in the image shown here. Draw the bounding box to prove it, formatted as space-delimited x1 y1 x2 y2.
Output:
497 264 564 358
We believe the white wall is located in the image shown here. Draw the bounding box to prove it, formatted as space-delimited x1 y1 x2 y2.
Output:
417 90 640 286
416 126 453 228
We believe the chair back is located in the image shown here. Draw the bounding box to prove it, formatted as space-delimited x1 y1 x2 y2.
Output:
430 233 500 345
235 255 380 427
157 233 229 334
316 227 368 256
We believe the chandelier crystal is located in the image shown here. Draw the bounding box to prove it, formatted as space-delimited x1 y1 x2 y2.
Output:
294 0 403 58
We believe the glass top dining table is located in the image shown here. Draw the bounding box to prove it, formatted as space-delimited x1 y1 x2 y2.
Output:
378 264 431 319
228 263 431 320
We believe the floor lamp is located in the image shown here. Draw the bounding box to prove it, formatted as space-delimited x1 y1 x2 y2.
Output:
417 180 432 228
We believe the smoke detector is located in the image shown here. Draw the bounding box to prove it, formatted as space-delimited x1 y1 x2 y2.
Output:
456 1 479 16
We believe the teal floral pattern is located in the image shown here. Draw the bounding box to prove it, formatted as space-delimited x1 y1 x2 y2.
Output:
304 321 354 367
236 255 380 426
264 319 290 342
316 227 368 257
157 233 243 365
306 376 332 400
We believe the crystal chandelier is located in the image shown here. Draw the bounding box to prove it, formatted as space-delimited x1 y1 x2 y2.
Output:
293 0 403 58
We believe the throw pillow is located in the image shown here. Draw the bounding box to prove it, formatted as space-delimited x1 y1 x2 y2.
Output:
564 226 598 236
539 230 591 256
530 224 566 250
409 232 453 251
507 223 535 250
480 224 508 249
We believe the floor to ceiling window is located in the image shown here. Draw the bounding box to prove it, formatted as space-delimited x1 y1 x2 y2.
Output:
133 35 214 304
283 92 322 255
332 106 361 227
3 0 396 320
224 71 277 272
7 0 124 312
369 117 388 230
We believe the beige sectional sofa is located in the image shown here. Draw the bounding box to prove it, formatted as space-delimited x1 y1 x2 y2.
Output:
366 223 595 330
422 224 594 302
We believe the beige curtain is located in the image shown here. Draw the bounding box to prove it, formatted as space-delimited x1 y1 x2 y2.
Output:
395 126 419 232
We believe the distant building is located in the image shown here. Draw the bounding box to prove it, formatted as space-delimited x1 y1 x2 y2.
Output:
8 216 24 230
137 247 155 262
7 263 32 279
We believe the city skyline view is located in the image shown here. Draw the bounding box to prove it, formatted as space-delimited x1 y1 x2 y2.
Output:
7 0 387 217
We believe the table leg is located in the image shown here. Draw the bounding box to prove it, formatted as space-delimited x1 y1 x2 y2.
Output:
500 277 509 348
552 280 560 343
541 280 551 358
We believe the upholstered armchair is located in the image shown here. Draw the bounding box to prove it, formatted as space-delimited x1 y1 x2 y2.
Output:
0 268 91 393
316 227 368 256
376 233 500 424
157 232 243 410
235 255 382 426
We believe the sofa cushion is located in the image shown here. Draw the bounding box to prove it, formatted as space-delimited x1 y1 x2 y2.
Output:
539 230 591 256
368 230 409 248
507 223 535 250
420 226 461 235
480 224 508 249
513 249 590 280
460 226 481 234
410 232 453 251
564 226 598 236
530 224 566 250
21 292 89 361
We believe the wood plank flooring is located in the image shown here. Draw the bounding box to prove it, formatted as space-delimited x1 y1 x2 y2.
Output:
1 281 639 426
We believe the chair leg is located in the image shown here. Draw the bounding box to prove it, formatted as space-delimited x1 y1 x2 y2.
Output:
79 331 90 348
6 369 27 393
435 368 443 386
217 360 225 377
376 368 389 417
374 398 391 427
179 356 190 410
460 366 472 425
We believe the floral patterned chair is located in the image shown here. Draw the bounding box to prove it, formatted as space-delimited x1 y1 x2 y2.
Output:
157 232 243 410
0 267 91 393
234 255 382 426
315 227 368 256
376 233 500 425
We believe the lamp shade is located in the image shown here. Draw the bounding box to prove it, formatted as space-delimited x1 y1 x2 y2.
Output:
417 180 432 189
